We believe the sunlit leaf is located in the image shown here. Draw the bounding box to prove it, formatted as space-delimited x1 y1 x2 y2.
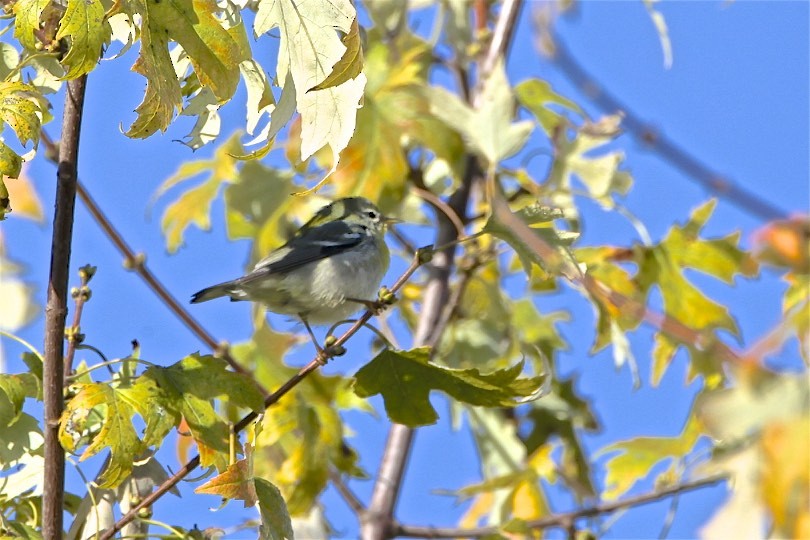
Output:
142 353 264 471
0 82 45 181
59 382 150 488
547 114 632 214
54 0 110 78
353 348 546 426
483 201 576 275
426 59 533 165
307 17 363 92
254 0 365 172
515 78 582 136
127 0 244 137
12 0 52 51
155 134 242 252
599 415 703 500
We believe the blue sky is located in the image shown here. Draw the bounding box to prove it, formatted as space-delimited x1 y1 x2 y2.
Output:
2 1 808 538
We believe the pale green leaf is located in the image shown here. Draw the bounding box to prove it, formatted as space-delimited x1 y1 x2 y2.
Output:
254 0 365 170
353 348 546 427
59 383 150 488
256 477 294 540
240 58 275 135
54 0 110 78
482 202 576 275
12 0 51 51
599 415 703 500
547 114 632 214
515 78 582 136
426 59 532 165
308 17 363 92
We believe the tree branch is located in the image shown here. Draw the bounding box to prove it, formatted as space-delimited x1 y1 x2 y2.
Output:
393 475 726 538
41 130 257 382
43 75 88 540
99 250 428 539
549 35 786 221
361 2 525 538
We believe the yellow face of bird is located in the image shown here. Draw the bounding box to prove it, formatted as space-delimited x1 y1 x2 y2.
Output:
301 197 393 236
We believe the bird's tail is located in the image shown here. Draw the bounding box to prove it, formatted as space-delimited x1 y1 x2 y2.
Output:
190 282 233 303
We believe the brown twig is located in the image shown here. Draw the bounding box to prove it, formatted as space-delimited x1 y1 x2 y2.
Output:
99 250 428 539
488 176 740 363
361 3 525 538
549 35 786 222
63 265 94 382
330 469 366 515
393 475 726 538
43 75 88 540
39 131 254 381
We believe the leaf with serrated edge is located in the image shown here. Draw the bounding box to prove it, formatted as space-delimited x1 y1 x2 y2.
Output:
54 0 110 78
353 348 545 426
308 17 363 92
516 78 582 136
254 0 365 172
59 383 150 488
142 353 264 471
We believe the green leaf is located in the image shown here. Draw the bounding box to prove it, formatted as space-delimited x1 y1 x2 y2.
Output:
515 78 582 136
0 82 45 179
637 200 759 382
426 59 533 165
127 0 243 137
307 17 363 92
142 353 264 471
256 477 294 540
547 114 632 214
12 0 51 51
328 38 463 206
483 201 577 275
54 0 110 78
352 348 546 427
0 374 27 427
59 382 151 488
599 415 703 500
254 0 365 170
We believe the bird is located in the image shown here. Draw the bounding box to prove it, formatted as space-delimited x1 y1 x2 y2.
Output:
190 197 393 352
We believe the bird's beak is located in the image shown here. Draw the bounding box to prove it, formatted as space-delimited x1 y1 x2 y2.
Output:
383 215 403 225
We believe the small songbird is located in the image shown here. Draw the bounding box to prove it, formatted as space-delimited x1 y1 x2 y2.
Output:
191 197 393 338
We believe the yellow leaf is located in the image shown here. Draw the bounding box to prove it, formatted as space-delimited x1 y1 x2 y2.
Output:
4 169 44 222
55 0 110 78
307 17 363 92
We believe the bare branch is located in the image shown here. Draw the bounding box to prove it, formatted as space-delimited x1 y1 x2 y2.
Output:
549 35 786 222
43 75 88 540
393 475 726 538
362 2 526 538
99 250 428 539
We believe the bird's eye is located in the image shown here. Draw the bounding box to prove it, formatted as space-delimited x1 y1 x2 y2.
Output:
366 210 379 220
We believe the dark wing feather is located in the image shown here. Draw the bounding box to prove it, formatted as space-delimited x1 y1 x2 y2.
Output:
238 220 364 284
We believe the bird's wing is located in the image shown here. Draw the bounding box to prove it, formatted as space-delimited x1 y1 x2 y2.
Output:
242 220 364 280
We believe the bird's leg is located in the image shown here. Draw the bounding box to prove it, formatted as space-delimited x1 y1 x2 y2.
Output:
300 316 345 365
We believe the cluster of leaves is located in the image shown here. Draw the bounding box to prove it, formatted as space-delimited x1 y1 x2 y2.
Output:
1 0 808 538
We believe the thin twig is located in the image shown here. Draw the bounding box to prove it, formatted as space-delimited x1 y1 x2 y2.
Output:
99 250 428 539
362 3 525 538
39 131 255 382
64 265 94 381
550 35 786 222
330 469 366 515
43 75 88 540
393 475 726 538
